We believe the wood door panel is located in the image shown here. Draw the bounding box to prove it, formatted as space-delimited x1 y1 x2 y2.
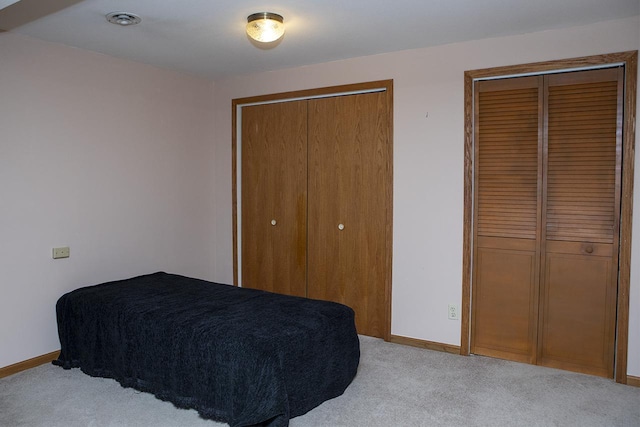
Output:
241 101 307 297
307 92 389 338
538 68 622 377
538 254 614 376
472 76 542 362
471 246 537 362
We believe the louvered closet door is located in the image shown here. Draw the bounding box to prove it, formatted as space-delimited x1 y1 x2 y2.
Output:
538 68 622 377
471 76 543 363
472 68 623 377
307 92 389 338
241 101 308 297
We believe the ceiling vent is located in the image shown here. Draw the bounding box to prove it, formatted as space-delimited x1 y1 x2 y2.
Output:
106 12 141 26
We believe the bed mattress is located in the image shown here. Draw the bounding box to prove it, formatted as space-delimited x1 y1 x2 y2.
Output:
53 272 360 426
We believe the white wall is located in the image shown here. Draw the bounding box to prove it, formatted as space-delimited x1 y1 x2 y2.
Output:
210 16 640 376
0 33 217 367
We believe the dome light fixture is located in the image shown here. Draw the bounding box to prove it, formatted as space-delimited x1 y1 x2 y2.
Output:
106 12 141 26
246 12 285 43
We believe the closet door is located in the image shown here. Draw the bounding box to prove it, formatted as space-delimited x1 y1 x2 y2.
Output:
538 68 622 377
241 101 308 296
471 76 543 363
307 92 389 338
472 68 623 378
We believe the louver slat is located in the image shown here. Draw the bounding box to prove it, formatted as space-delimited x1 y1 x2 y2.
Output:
477 87 539 240
545 81 618 243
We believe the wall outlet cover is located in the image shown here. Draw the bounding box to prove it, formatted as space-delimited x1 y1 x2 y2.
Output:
448 304 458 320
52 246 70 259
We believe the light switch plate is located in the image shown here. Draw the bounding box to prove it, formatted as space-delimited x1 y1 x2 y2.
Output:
52 247 70 259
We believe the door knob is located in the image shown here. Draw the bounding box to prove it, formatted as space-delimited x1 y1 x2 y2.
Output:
338 223 345 231
271 219 277 226
585 245 593 254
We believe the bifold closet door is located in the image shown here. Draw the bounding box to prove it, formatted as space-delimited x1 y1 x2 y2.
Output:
307 92 389 338
538 68 622 377
472 68 623 377
471 76 543 363
241 101 308 297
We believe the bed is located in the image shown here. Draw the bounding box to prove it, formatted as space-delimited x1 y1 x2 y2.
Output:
53 272 360 427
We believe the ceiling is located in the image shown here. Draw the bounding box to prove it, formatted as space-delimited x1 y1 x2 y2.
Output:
1 0 638 80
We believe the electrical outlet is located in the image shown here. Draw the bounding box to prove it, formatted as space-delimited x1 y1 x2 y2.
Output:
448 304 459 320
52 247 70 259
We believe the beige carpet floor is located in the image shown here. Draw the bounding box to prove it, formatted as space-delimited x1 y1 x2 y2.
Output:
1 336 639 426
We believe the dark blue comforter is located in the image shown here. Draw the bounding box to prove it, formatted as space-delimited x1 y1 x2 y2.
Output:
53 272 360 426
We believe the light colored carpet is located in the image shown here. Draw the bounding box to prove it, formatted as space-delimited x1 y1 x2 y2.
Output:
1 336 638 426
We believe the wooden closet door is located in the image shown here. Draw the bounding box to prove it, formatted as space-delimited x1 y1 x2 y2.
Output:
307 92 389 338
472 68 623 378
241 101 308 297
471 76 543 363
538 68 623 377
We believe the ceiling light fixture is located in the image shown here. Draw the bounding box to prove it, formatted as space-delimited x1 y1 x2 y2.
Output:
246 12 285 43
106 12 141 26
